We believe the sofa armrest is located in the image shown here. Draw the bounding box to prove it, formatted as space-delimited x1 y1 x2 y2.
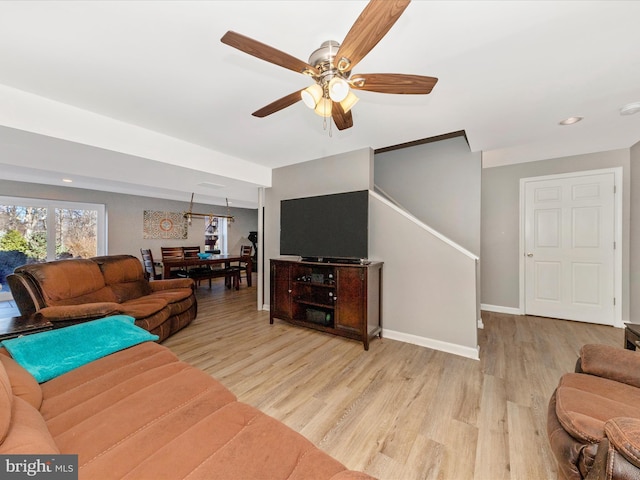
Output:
578 344 640 388
35 303 121 322
605 417 640 470
149 278 195 292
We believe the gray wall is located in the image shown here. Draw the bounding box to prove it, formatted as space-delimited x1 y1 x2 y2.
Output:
631 141 640 320
481 148 631 321
0 180 258 263
374 136 482 255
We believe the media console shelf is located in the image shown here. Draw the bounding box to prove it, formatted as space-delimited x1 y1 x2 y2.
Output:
270 258 382 350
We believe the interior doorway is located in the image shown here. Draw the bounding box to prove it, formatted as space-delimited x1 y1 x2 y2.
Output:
519 168 622 326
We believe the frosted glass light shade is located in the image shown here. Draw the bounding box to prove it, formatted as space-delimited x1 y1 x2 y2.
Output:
339 91 359 113
328 76 349 102
301 84 323 109
314 97 332 117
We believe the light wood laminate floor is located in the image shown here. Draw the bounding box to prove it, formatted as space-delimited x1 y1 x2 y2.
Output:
162 277 622 480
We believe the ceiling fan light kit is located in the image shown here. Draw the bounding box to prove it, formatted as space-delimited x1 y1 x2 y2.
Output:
301 84 323 109
339 91 360 114
314 97 333 118
328 76 350 102
220 0 438 131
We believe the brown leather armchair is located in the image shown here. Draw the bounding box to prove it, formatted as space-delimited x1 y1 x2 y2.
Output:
548 344 640 480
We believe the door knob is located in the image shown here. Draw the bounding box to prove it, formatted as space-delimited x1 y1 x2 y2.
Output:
526 253 534 257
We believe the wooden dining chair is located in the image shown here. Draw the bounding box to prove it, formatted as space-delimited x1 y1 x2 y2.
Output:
181 246 214 287
160 247 189 279
237 245 253 284
225 245 251 286
140 248 162 280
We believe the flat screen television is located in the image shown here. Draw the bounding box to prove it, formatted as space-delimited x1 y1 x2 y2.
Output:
280 190 368 262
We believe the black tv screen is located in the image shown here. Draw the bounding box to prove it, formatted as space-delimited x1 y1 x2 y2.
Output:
280 190 368 261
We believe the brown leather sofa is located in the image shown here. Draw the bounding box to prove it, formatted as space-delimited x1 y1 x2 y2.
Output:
0 339 373 479
547 344 640 480
7 254 196 341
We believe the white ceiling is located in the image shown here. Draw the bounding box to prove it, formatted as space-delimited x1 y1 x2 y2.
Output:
0 1 639 209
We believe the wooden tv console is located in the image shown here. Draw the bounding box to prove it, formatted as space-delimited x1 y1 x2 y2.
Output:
270 258 382 350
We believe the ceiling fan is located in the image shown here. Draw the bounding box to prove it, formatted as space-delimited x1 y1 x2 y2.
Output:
220 0 438 131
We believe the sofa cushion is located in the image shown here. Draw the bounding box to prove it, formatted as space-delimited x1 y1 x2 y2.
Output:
148 287 193 305
93 255 152 302
0 396 60 454
0 351 42 410
53 286 119 307
118 296 170 328
556 372 640 443
120 402 351 480
579 344 640 389
16 259 117 306
35 302 121 323
149 288 196 317
40 342 182 416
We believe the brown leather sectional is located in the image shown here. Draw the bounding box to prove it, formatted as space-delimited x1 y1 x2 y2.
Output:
547 344 640 479
7 255 196 342
0 340 374 479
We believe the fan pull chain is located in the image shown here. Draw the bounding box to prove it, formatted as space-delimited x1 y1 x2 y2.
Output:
321 110 333 137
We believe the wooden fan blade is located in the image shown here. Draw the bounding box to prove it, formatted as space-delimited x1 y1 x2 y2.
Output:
332 102 354 130
335 0 411 72
252 90 303 118
350 73 438 94
221 31 319 76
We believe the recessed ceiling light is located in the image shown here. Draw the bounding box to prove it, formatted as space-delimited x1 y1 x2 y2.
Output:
62 178 73 183
620 102 640 116
559 116 584 126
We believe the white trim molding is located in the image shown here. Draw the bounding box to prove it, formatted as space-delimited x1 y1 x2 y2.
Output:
481 304 523 315
383 329 480 361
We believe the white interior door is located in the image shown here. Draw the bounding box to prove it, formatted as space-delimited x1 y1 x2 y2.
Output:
523 171 616 325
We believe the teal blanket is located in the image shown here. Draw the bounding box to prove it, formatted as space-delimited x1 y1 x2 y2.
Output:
1 315 158 383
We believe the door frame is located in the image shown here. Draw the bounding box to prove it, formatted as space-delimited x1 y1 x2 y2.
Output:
518 167 623 327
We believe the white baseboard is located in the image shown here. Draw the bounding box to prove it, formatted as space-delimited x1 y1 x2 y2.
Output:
480 304 522 315
383 329 480 361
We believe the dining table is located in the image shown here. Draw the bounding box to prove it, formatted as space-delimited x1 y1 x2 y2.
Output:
161 253 252 287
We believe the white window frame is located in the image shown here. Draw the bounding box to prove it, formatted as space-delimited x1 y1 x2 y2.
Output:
0 196 107 301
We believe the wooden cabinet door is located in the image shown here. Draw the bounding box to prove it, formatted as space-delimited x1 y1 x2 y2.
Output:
270 261 291 319
335 267 364 333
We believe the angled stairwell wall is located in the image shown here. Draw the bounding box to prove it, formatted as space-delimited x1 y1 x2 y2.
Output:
369 191 479 359
372 135 482 358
